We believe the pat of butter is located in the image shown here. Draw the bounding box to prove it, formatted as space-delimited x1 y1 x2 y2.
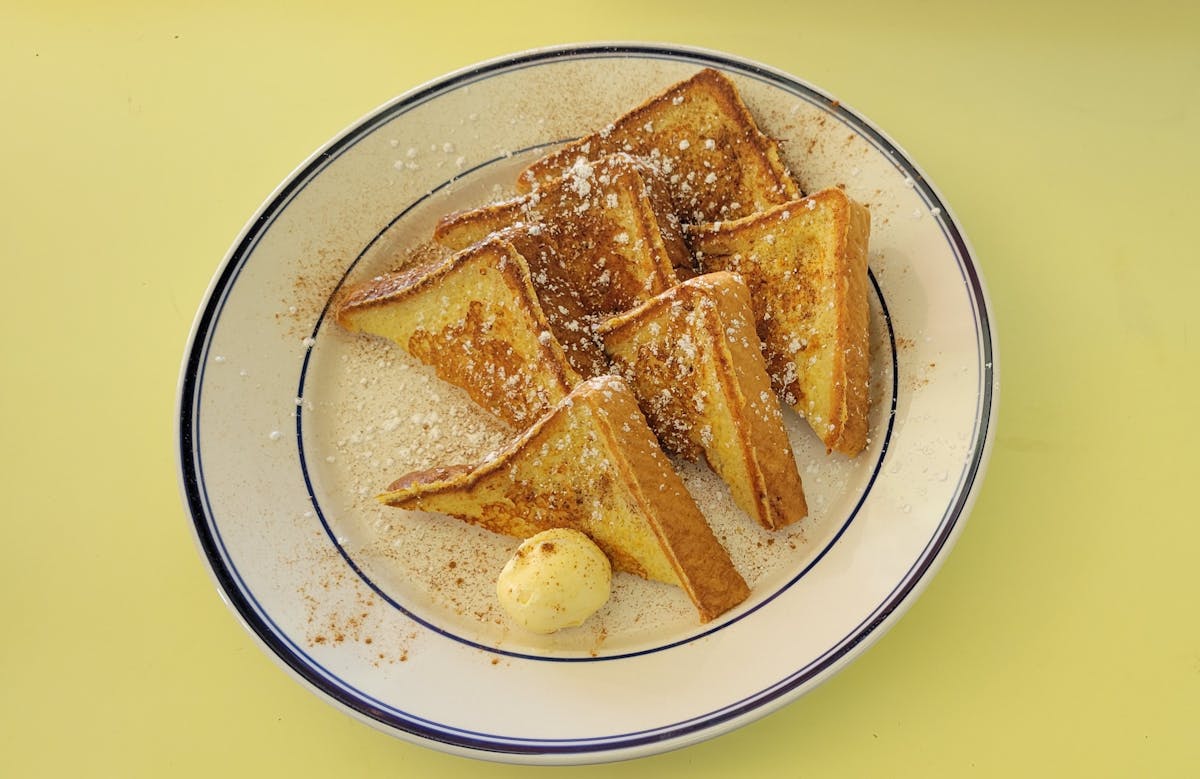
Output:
496 528 612 634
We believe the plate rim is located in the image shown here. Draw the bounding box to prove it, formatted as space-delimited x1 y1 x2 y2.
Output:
175 40 998 765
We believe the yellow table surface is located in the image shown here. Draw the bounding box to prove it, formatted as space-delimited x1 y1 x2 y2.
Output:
4 1 1198 775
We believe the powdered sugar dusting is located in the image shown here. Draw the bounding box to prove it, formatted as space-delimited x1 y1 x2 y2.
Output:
302 222 892 657
292 97 896 656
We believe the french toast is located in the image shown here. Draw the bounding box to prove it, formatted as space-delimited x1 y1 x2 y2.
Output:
686 188 871 455
464 223 610 379
518 68 801 224
435 155 691 378
335 236 578 430
379 375 751 623
598 272 807 530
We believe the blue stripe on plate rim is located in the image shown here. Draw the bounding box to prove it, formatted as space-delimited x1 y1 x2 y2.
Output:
176 42 996 759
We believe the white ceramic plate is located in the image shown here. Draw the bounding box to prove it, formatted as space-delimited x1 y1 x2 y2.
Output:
177 43 997 764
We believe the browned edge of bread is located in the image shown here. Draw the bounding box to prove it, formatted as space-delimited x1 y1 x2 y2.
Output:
334 235 579 429
516 68 800 219
597 271 808 529
686 188 871 455
436 153 691 287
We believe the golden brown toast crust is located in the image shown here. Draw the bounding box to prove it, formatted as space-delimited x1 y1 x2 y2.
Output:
518 69 800 223
380 375 750 622
435 155 691 379
686 189 871 455
438 155 688 296
482 224 611 379
598 272 807 529
335 237 578 430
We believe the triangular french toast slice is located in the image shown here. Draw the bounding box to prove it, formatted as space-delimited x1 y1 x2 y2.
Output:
335 236 578 430
518 69 800 224
598 272 807 529
379 375 750 623
686 188 871 455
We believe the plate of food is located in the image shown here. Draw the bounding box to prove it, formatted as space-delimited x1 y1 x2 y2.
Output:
176 43 997 764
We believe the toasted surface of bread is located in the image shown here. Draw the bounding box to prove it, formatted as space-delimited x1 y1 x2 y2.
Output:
335 237 578 429
379 375 750 622
598 272 807 529
687 188 871 455
518 69 800 224
436 156 692 377
475 224 611 379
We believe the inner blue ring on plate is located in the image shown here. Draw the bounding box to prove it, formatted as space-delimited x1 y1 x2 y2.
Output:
292 140 899 662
